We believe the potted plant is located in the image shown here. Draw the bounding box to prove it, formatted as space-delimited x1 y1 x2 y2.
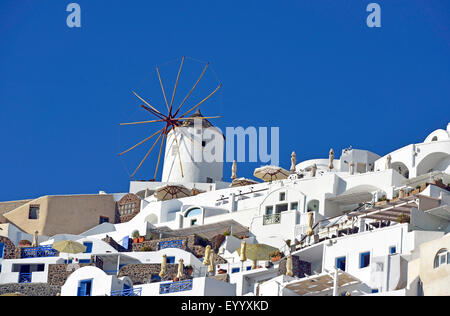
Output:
132 231 140 244
19 240 32 247
397 214 410 224
375 195 388 206
139 236 145 243
270 250 282 262
223 230 230 236
173 277 180 282
185 265 193 276
218 269 227 274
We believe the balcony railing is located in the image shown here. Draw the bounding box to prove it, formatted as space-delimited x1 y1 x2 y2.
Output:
18 273 32 283
158 239 183 250
263 213 281 225
159 279 193 294
21 246 58 258
110 287 142 296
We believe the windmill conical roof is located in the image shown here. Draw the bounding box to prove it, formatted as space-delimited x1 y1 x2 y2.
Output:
181 108 215 128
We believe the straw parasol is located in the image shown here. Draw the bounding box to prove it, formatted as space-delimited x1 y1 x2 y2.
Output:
154 184 191 201
306 212 315 236
203 245 212 266
290 151 297 173
32 230 39 247
208 251 214 273
231 160 237 180
253 165 290 182
177 258 184 279
236 242 279 269
52 240 86 254
159 254 167 278
329 149 335 170
230 177 258 188
286 255 294 276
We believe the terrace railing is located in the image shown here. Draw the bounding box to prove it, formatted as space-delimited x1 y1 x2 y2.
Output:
159 279 193 294
18 272 32 283
158 239 183 250
110 288 142 296
21 246 58 258
263 213 281 225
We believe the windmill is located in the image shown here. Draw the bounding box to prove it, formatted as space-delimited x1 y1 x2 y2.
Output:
119 57 222 180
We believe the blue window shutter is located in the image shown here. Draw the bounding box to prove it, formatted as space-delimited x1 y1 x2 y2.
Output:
0 243 4 259
167 256 175 264
83 242 93 253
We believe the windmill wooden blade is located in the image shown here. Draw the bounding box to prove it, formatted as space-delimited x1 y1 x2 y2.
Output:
132 91 163 116
156 66 170 112
118 128 164 156
169 56 185 114
120 119 165 126
140 104 165 120
172 127 184 178
176 116 221 120
173 62 209 117
130 130 164 178
179 84 222 118
154 129 167 179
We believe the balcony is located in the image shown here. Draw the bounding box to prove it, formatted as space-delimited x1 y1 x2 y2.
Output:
18 273 32 283
110 287 142 296
263 213 281 225
159 279 193 294
21 246 58 258
158 239 183 250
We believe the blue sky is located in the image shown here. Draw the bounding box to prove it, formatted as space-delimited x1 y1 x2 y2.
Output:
0 0 449 201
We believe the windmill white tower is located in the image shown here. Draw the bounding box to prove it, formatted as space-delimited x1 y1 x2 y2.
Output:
162 109 224 184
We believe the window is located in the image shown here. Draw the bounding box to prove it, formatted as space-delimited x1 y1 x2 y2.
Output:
151 275 161 282
246 266 252 271
336 256 346 271
77 279 93 296
431 136 438 141
185 207 202 217
290 202 298 211
83 242 93 254
202 141 206 147
371 289 379 294
265 206 274 215
389 246 397 255
99 216 109 224
0 242 4 259
360 252 371 269
79 259 91 264
28 205 39 220
206 177 213 183
166 256 175 264
279 192 286 201
275 204 288 213
434 249 449 269
231 267 240 274
190 219 197 226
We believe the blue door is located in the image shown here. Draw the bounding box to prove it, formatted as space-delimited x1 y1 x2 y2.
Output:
0 242 4 259
77 279 93 296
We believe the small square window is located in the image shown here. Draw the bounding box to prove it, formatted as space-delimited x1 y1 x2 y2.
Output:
279 192 286 201
202 141 206 147
265 206 273 215
360 252 371 269
336 256 346 271
290 202 298 211
29 206 40 220
191 219 197 226
246 266 252 271
99 216 109 224
389 246 397 255
231 267 240 274
166 256 175 264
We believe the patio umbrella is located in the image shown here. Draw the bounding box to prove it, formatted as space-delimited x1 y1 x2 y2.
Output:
236 243 278 269
154 184 191 201
239 241 247 262
230 177 259 188
306 212 315 236
52 240 86 254
159 254 167 278
32 230 39 247
177 259 184 279
329 149 335 170
208 251 214 273
286 255 294 277
231 160 237 180
203 245 212 266
253 165 290 182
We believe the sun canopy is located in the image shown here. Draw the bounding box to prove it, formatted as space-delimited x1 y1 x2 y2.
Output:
230 177 259 188
154 184 191 201
253 166 290 182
